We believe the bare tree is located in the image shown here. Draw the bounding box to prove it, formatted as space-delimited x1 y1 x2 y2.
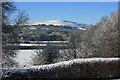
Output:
31 49 46 65
31 42 59 65
58 30 84 62
2 5 29 68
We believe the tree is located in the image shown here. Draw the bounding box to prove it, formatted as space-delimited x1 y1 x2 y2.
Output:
92 12 119 57
59 12 119 60
31 42 59 65
68 31 83 58
2 2 17 68
2 2 29 68
31 49 46 65
43 44 59 64
78 25 97 58
2 2 16 33
58 30 84 62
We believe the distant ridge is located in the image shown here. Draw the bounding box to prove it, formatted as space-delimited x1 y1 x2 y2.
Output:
29 20 87 30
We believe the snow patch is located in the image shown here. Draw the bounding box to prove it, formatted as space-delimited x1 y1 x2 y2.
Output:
29 20 87 29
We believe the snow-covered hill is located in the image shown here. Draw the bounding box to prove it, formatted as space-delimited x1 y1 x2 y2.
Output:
29 20 87 30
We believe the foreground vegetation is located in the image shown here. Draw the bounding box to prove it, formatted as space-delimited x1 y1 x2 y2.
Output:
1 58 120 79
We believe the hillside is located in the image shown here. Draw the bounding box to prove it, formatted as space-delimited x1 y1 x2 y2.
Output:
19 20 89 41
29 20 88 30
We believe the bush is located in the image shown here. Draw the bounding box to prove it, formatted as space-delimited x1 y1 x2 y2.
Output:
2 58 120 79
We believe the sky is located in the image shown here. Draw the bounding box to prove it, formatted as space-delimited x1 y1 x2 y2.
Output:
13 0 119 2
13 2 118 25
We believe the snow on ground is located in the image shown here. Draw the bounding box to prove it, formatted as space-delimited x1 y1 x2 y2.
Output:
28 41 68 43
29 20 86 28
19 43 46 46
31 58 120 70
15 42 68 67
15 50 37 67
15 54 120 69
1 58 120 79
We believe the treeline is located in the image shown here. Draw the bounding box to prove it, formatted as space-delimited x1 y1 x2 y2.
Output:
2 2 29 68
67 12 119 58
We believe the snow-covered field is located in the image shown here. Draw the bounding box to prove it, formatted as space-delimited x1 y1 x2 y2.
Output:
15 50 37 67
19 43 46 46
15 42 68 66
